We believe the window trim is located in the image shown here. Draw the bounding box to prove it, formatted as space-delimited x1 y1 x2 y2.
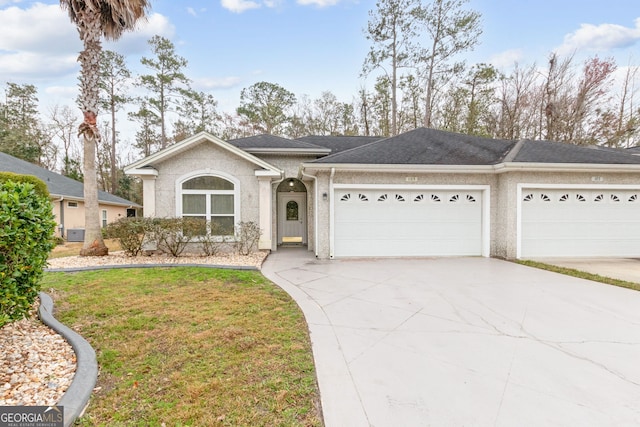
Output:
175 171 241 236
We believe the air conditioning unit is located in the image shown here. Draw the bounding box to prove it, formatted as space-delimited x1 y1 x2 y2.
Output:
67 229 85 242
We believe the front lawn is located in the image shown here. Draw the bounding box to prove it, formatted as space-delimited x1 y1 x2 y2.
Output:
42 267 322 426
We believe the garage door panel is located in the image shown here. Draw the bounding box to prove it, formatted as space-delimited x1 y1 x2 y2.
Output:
334 189 483 257
521 189 640 258
335 238 481 257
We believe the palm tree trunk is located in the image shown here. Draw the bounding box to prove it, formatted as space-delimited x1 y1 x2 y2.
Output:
77 7 108 257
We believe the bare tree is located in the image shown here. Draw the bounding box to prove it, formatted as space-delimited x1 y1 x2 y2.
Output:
49 104 80 175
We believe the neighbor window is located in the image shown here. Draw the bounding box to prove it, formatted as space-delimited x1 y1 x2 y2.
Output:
101 210 107 228
181 175 236 235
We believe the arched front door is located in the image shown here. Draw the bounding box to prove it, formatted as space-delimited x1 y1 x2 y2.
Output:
277 179 307 245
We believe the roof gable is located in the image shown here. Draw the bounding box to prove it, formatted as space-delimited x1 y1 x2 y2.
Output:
125 132 282 175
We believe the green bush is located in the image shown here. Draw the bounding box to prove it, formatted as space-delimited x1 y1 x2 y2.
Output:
104 217 150 256
0 180 56 328
0 172 49 198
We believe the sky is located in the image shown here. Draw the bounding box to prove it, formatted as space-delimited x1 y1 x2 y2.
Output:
1 0 640 144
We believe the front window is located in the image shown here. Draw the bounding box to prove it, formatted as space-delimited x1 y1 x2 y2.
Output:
286 201 299 221
181 175 236 235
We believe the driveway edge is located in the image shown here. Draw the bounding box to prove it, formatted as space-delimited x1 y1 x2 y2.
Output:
38 292 98 427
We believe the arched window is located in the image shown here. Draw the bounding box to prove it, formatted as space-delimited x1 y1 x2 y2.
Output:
181 175 236 235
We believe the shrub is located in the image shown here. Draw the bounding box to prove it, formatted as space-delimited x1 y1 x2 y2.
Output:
155 217 205 257
0 180 56 328
0 172 49 198
235 221 262 256
104 217 150 256
201 222 232 256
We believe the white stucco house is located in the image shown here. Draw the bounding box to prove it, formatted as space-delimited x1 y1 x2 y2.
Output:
124 127 640 259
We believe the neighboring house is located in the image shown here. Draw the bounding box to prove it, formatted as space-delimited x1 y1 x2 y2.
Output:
124 128 640 259
0 151 140 240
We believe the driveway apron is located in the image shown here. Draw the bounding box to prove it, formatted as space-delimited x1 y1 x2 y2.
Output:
261 248 640 427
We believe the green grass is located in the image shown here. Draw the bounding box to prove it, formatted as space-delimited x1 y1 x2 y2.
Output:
516 260 640 292
41 267 323 426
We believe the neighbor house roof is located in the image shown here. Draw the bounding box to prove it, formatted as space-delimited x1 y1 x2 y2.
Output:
0 151 140 206
228 134 331 155
309 128 640 166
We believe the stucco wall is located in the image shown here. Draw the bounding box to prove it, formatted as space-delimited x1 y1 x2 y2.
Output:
51 199 131 239
152 141 261 224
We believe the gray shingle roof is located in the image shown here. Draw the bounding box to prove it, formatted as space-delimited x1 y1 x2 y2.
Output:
312 128 516 165
310 128 640 165
295 135 382 154
513 140 640 164
0 151 140 206
228 134 329 153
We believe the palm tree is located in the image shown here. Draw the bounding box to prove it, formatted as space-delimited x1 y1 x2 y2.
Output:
60 0 149 256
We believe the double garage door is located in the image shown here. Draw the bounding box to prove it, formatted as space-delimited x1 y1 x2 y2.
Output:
520 188 640 258
333 188 485 258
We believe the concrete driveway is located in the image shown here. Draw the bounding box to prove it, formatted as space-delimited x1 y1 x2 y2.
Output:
262 249 640 427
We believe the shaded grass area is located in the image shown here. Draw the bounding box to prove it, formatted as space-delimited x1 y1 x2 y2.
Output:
516 260 640 292
41 268 322 426
49 239 122 259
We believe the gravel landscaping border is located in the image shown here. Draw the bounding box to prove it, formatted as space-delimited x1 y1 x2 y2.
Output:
38 292 97 427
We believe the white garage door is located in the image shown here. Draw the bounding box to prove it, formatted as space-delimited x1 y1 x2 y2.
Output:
520 189 640 258
333 188 483 257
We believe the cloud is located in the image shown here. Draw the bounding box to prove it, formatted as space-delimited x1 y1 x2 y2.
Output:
556 18 640 56
296 0 341 7
489 49 524 69
0 3 79 53
105 13 176 54
187 7 197 16
193 76 243 90
221 0 261 13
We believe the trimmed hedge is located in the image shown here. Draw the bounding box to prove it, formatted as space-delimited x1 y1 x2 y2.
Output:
0 180 56 328
0 172 50 198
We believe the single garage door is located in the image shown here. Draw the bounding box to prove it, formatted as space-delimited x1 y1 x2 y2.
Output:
333 188 483 257
520 188 640 257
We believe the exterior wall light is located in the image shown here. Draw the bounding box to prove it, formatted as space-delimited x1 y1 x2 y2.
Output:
322 192 328 201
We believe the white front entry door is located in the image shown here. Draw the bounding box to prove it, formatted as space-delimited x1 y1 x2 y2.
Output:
278 192 307 244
